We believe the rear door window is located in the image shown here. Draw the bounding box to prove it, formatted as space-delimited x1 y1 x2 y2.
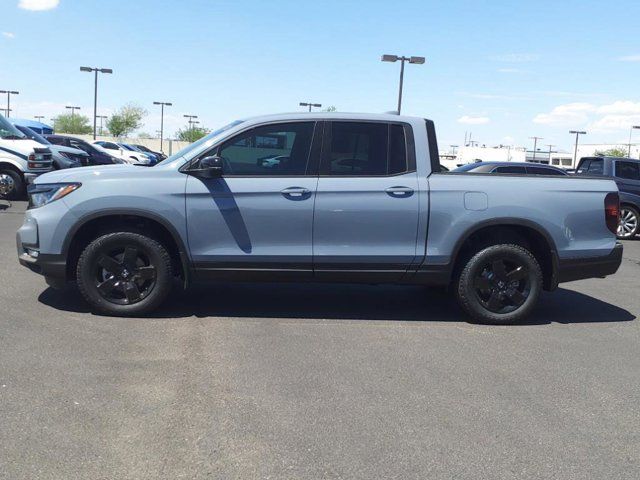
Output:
586 159 604 175
494 166 526 174
526 166 565 176
615 161 640 180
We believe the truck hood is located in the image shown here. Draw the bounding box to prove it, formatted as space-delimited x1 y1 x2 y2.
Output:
34 164 139 184
0 138 48 157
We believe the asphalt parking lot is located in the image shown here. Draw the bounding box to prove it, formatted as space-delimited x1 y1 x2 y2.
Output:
1 200 639 480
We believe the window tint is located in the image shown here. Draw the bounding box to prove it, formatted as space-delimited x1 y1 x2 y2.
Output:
494 166 526 174
326 122 409 176
616 161 640 180
576 159 590 174
586 159 604 175
47 136 64 146
216 122 315 176
527 166 565 176
70 140 90 153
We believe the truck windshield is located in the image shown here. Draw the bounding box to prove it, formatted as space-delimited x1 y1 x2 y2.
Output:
0 115 27 140
14 125 51 145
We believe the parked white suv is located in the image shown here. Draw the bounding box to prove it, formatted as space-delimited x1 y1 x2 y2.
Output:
0 114 53 199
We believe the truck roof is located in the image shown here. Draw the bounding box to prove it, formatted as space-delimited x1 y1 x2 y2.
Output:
240 112 427 124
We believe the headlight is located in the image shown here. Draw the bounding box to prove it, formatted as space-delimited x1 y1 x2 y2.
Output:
27 183 81 209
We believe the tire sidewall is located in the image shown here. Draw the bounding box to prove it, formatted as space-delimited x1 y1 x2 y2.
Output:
617 205 639 240
77 232 172 316
0 169 24 200
457 245 542 324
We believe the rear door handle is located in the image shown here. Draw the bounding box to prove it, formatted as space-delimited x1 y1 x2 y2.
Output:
385 186 414 196
281 187 311 198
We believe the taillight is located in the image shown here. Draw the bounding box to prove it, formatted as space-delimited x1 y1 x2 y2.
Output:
605 192 620 234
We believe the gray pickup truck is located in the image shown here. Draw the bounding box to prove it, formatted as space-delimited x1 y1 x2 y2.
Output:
16 113 622 324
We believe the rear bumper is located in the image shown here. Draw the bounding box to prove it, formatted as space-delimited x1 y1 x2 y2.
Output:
557 242 623 283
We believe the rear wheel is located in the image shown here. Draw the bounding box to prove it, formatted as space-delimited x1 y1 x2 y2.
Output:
0 168 24 200
76 232 173 316
455 244 542 325
617 205 639 239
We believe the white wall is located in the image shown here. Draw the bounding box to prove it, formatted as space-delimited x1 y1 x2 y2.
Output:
68 134 191 155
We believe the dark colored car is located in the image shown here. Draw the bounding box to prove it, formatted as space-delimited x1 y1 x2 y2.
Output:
451 161 568 176
132 144 167 161
45 135 123 166
575 156 640 239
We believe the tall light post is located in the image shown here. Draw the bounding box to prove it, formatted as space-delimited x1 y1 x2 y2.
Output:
529 136 543 162
628 125 640 158
450 144 459 155
97 115 108 136
0 90 19 118
546 144 555 163
65 105 81 118
80 66 113 140
299 102 321 112
381 54 425 114
153 101 172 152
569 130 587 168
183 114 198 132
34 115 44 122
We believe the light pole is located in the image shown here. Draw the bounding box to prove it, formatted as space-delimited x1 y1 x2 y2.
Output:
529 136 543 162
546 144 555 163
34 115 44 122
80 66 113 140
153 101 172 152
569 130 587 168
450 144 459 155
628 125 640 158
97 115 108 136
381 54 425 114
0 90 19 118
183 114 198 132
299 102 321 112
65 106 81 119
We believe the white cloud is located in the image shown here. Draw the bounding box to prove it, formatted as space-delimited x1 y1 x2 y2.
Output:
18 0 59 11
533 102 594 126
597 101 640 115
2 32 15 39
458 115 490 125
618 55 640 62
489 53 540 63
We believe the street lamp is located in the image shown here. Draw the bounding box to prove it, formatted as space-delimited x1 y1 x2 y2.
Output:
381 54 425 114
0 90 19 118
80 66 113 140
628 125 640 158
529 136 543 162
153 101 172 152
546 144 555 163
97 115 108 136
34 115 44 122
569 130 587 168
65 105 81 118
450 145 459 155
183 114 198 131
299 102 321 112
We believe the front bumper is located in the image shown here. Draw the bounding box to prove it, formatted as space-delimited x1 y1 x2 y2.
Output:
558 242 623 283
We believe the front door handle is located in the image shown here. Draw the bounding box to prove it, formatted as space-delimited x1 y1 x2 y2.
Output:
385 186 414 196
281 187 311 198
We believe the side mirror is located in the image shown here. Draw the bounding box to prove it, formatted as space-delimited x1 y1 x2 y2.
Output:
191 155 223 178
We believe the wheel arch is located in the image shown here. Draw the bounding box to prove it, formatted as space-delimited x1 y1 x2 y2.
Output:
450 218 559 291
63 209 191 286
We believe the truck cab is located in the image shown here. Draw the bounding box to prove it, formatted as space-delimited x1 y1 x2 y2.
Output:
0 114 53 199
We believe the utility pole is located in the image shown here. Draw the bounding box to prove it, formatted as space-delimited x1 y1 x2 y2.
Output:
569 130 586 168
529 136 543 162
0 90 19 118
381 54 426 114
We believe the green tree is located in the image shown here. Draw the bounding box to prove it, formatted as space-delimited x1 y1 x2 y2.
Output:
176 126 210 143
594 147 628 158
324 105 337 112
107 103 147 138
52 113 93 134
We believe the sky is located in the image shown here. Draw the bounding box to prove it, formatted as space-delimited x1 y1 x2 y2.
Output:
1 0 640 152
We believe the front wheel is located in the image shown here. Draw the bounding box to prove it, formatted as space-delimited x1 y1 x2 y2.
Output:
76 232 173 316
455 244 542 325
617 205 639 240
0 169 24 200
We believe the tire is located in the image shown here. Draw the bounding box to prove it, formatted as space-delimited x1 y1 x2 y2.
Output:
617 205 639 240
76 232 173 316
455 244 542 325
0 168 25 200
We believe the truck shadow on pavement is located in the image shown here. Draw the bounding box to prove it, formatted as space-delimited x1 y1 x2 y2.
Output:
38 283 635 325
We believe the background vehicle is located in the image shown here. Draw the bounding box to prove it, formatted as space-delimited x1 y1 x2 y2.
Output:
18 113 622 324
46 135 123 166
94 141 152 165
452 162 568 175
11 123 87 169
132 144 166 161
0 114 53 199
575 156 640 239
119 143 158 165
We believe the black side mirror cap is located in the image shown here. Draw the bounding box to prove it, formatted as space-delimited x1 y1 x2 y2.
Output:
190 155 223 178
